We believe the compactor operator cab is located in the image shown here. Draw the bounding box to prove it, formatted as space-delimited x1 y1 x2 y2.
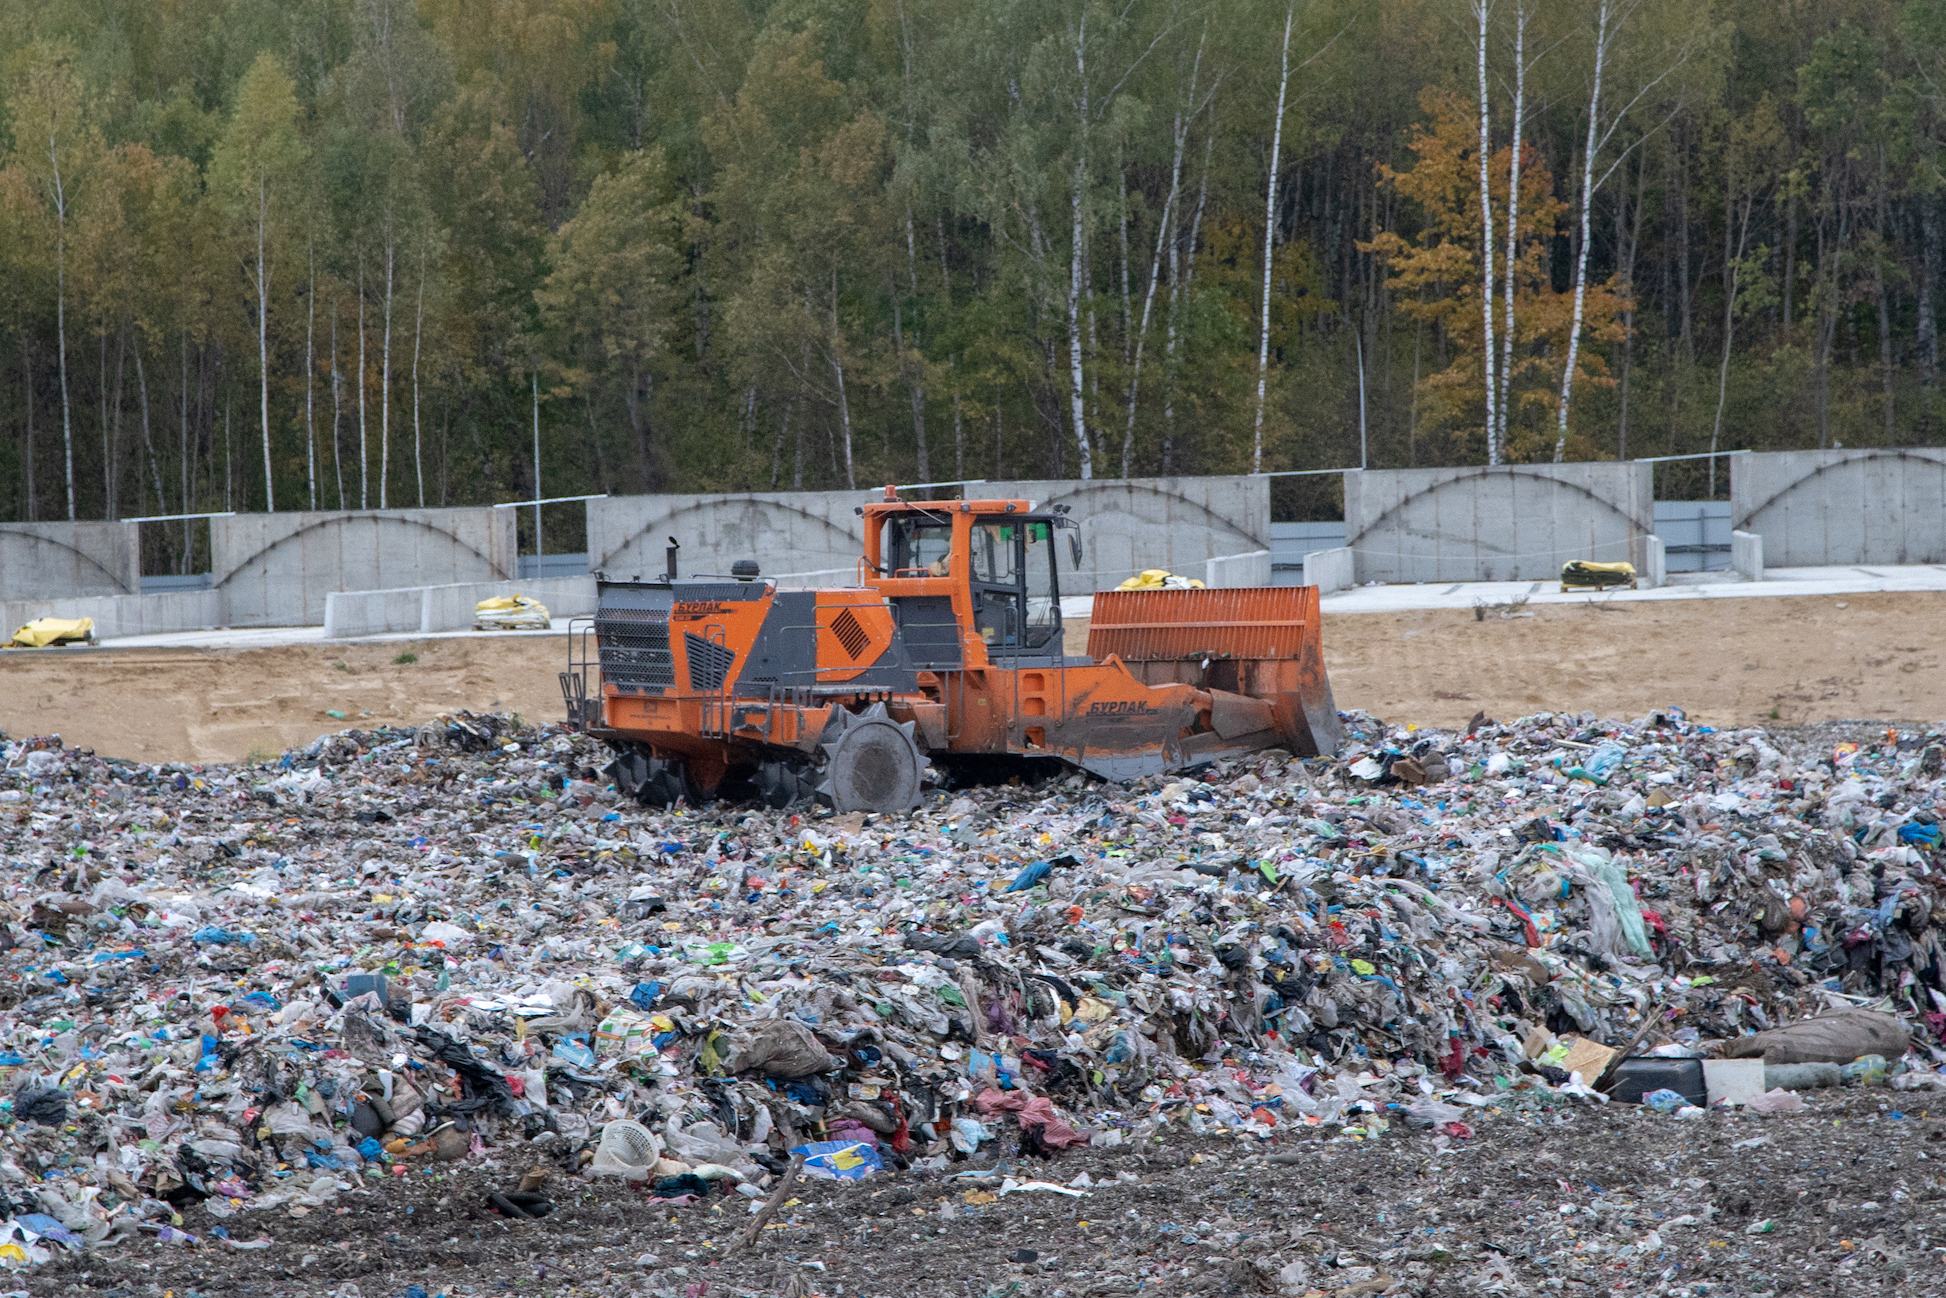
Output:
880 507 1071 658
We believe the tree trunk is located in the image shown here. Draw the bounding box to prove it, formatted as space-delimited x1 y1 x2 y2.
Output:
586 399 609 492
1066 19 1095 481
306 246 317 510
1617 144 1646 459
1554 0 1610 462
831 272 856 489
892 294 927 482
20 341 35 522
625 366 655 490
412 240 426 507
1875 145 1895 443
1123 94 1191 477
1253 7 1295 475
54 175 74 520
330 300 346 510
1710 193 1752 497
1499 3 1529 457
1921 198 1939 438
1677 135 1694 363
1473 0 1499 465
380 237 394 510
108 324 127 519
531 370 543 555
357 258 370 508
769 397 793 490
1782 189 1797 331
257 170 275 512
1162 134 1213 474
134 345 166 518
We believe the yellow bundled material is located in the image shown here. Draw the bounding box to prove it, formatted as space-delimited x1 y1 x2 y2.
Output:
474 595 552 630
4 617 95 648
1114 569 1206 591
1560 560 1636 592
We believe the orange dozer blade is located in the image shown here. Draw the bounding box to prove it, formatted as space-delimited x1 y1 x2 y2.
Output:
1087 585 1343 757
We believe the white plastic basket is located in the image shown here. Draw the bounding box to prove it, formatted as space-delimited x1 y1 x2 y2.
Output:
591 1119 660 1179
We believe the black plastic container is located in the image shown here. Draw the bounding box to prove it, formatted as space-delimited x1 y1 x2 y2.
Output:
1606 1057 1706 1106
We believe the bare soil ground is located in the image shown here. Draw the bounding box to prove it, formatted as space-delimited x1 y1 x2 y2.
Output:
4 591 1945 765
30 1090 1938 1298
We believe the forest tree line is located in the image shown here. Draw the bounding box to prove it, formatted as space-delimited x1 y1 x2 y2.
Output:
1 0 1944 546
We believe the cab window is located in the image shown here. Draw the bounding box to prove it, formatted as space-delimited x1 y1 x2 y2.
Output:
971 523 1018 584
887 519 953 576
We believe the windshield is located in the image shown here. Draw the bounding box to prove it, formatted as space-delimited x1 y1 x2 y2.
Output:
970 523 1018 584
888 520 953 577
1023 520 1061 649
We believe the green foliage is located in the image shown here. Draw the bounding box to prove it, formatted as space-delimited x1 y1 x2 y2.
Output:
1 0 1944 530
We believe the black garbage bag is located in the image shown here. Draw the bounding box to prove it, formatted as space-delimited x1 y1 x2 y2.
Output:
13 1088 67 1127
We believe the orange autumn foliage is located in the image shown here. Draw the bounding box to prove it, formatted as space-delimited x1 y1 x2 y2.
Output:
1361 89 1630 462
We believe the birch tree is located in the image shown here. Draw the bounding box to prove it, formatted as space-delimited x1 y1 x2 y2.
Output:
1553 0 1695 460
1251 8 1294 475
211 54 306 512
11 45 88 518
1471 0 1499 464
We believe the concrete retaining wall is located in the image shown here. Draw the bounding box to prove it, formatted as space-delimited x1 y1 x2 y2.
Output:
591 476 1270 594
1731 449 1946 566
1345 463 1654 583
1639 535 1666 589
2 590 225 642
0 521 140 602
1732 530 1764 582
997 476 1269 591
1303 547 1355 596
213 508 517 627
324 577 599 639
590 492 865 586
1204 550 1272 588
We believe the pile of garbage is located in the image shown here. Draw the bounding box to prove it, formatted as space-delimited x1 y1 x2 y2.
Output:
0 704 1942 1263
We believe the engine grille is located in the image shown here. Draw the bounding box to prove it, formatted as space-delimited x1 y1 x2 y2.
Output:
684 631 737 691
831 607 870 659
597 604 674 690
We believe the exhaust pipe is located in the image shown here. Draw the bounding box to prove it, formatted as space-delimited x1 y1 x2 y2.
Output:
665 536 680 582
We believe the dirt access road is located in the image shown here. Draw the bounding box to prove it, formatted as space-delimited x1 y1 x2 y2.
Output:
29 1091 1940 1298
3 590 1943 764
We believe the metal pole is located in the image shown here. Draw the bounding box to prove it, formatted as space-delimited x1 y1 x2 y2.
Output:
1355 330 1368 471
532 371 543 560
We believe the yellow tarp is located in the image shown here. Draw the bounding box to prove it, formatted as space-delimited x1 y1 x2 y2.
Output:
4 617 95 648
1115 569 1207 591
474 595 551 630
1560 560 1636 592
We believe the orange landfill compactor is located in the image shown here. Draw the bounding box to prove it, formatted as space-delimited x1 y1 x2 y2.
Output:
559 489 1342 811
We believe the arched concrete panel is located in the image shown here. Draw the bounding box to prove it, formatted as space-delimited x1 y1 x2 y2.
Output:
1345 463 1654 584
991 476 1270 591
0 522 139 601
590 492 867 582
212 508 516 626
1731 449 1946 567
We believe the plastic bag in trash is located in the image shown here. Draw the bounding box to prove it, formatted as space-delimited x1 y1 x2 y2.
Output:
1744 1088 1807 1115
726 1020 842 1078
11 1089 67 1127
664 1120 745 1168
1641 1088 1687 1114
1403 1100 1464 1129
1839 1054 1889 1086
791 1140 883 1181
1723 1010 1911 1065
